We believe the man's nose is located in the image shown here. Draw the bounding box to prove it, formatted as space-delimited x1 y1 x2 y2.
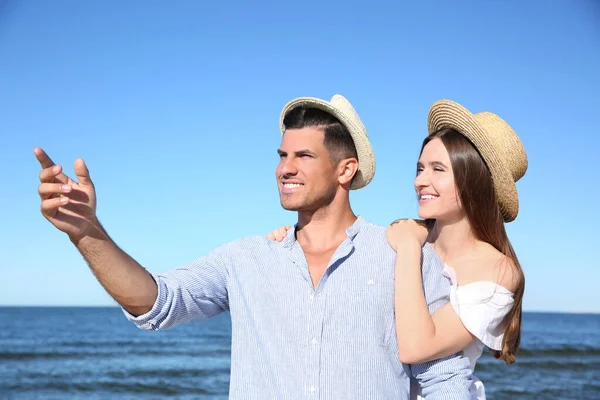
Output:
277 156 297 176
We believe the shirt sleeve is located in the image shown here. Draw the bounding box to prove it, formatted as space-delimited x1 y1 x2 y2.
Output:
451 283 514 351
410 354 474 400
409 244 474 399
121 242 231 331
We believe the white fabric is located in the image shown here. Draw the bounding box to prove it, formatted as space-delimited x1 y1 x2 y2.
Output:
413 263 514 400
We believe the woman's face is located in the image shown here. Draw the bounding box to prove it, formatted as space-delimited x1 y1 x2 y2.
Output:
414 138 464 222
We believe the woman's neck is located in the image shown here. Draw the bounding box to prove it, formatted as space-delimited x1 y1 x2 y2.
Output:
429 217 477 264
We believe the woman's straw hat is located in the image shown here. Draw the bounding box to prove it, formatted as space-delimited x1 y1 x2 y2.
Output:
427 99 528 222
280 94 375 190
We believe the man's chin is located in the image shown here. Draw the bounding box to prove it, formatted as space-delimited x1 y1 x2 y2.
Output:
280 201 301 211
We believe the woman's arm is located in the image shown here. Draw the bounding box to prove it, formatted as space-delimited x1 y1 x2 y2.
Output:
394 238 475 364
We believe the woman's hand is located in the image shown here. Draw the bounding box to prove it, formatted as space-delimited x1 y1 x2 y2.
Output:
385 219 429 251
266 225 292 242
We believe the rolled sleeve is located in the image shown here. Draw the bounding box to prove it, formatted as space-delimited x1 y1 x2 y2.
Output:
411 354 473 399
121 272 170 330
122 243 232 331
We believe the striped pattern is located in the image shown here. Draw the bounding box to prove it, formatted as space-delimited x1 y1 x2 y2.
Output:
123 217 473 399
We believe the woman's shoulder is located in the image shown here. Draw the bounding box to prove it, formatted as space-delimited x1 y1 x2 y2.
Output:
467 243 518 293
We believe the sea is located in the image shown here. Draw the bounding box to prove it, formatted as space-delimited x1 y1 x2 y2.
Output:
0 307 598 400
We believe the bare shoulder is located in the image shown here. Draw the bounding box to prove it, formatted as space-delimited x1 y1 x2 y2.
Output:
475 243 520 292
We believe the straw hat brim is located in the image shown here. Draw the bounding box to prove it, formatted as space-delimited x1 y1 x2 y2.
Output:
427 100 519 222
279 96 375 190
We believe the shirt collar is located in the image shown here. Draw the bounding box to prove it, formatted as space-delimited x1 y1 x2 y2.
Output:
281 215 366 248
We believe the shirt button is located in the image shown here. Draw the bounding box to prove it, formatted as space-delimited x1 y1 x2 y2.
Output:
309 294 314 301
309 385 316 393
311 337 318 345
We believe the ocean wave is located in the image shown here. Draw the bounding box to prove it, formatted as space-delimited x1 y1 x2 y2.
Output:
3 380 220 395
476 359 599 373
3 344 598 361
481 345 600 357
490 386 600 400
106 367 231 379
0 348 231 361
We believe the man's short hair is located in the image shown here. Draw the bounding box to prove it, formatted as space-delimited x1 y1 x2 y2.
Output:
282 107 359 168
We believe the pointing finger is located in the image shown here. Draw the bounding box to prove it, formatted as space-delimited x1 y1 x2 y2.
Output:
34 147 57 169
35 148 69 184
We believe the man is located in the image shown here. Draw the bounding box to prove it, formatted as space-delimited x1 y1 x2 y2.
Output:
35 94 472 399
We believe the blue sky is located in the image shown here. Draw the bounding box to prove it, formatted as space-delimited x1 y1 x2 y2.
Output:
2 1 599 313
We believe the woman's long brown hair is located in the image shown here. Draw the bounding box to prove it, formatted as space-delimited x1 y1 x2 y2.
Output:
420 127 524 364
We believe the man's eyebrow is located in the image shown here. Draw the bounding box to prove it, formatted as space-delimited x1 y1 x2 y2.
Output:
277 149 318 157
295 149 318 157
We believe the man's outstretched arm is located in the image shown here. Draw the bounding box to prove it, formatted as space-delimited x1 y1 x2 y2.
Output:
34 148 229 326
35 147 158 316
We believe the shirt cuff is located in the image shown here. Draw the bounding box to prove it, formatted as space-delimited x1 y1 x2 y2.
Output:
121 272 168 331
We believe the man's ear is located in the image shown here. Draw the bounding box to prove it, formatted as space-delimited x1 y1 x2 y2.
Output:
338 158 359 186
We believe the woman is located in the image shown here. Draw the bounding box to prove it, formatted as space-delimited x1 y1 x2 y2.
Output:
267 99 528 399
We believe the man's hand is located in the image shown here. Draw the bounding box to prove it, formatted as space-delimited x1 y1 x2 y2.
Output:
385 218 429 251
35 147 101 242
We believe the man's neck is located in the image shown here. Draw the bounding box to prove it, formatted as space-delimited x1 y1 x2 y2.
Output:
429 217 477 263
296 205 357 253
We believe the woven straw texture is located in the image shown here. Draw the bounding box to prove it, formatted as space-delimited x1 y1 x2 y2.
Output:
427 99 527 222
280 94 375 190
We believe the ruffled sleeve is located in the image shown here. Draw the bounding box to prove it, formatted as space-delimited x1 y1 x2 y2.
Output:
442 265 514 351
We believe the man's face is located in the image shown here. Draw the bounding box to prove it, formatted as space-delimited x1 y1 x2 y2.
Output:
276 127 338 212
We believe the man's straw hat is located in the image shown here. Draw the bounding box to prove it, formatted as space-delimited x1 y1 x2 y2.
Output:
427 99 528 222
279 94 375 190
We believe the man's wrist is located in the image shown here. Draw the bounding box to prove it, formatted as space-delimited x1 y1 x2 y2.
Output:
69 218 109 247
